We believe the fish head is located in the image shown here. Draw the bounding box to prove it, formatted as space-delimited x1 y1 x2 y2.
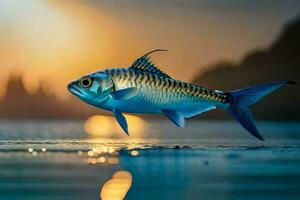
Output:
68 71 114 106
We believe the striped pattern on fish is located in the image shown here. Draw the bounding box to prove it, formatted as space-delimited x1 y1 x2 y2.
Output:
106 68 227 104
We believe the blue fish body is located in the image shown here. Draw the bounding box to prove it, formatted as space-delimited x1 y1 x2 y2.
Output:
68 49 295 140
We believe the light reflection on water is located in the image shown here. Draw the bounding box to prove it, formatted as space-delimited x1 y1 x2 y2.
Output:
83 146 121 165
100 171 132 200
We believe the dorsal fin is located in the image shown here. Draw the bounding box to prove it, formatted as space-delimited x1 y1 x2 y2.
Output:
129 49 171 78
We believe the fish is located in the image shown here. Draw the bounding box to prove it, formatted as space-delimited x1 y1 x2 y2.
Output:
68 49 296 140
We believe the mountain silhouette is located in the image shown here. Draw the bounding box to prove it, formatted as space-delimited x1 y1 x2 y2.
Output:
193 16 300 120
0 75 102 119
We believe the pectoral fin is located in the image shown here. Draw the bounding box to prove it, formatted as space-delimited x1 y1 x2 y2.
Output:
111 87 139 100
162 110 185 128
113 109 129 135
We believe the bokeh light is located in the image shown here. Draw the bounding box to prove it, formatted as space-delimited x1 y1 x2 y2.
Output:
84 114 146 138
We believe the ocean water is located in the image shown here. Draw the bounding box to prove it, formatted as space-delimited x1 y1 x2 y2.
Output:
0 119 299 200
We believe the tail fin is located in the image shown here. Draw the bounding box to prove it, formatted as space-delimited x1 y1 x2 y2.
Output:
226 81 296 141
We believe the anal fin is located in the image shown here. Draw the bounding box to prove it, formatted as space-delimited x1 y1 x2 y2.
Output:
162 110 185 128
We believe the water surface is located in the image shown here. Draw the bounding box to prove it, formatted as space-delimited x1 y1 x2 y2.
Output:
0 119 299 200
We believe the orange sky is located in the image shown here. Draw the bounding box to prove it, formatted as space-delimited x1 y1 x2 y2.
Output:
0 0 299 99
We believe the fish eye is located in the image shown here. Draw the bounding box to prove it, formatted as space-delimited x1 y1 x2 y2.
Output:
79 77 93 88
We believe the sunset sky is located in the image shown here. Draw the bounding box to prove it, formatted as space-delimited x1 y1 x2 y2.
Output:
0 0 299 98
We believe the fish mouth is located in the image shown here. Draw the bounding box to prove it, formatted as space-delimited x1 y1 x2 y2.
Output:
68 84 83 97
